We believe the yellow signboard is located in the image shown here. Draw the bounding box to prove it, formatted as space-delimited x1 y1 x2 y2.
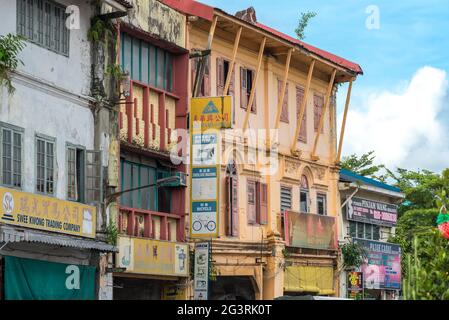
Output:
190 96 232 239
190 96 233 130
116 236 189 277
0 186 96 238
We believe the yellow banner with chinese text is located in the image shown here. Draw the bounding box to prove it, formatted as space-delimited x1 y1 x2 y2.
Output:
190 96 233 130
117 236 189 277
0 187 96 238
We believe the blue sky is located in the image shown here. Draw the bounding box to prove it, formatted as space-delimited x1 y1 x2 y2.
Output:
203 0 449 172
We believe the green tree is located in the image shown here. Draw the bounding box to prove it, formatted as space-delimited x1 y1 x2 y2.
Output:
390 208 439 255
340 151 387 182
403 229 449 300
388 168 449 215
295 11 317 40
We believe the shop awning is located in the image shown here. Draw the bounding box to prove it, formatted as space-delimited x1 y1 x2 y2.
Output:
284 265 335 296
0 226 118 252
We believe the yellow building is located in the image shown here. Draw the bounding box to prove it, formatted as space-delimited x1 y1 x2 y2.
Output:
162 0 362 299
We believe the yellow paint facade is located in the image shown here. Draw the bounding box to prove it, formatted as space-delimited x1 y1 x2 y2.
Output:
187 10 360 299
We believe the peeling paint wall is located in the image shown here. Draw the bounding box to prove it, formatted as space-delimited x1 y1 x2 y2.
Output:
0 0 95 201
124 0 186 48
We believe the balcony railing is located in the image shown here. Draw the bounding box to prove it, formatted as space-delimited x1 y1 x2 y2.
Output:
119 206 184 242
283 210 337 250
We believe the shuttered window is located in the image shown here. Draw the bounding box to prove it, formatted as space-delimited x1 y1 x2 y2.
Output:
36 135 55 195
247 180 257 224
216 57 236 123
279 79 289 123
317 193 327 216
296 86 307 142
257 183 268 225
1 125 23 189
121 33 174 92
300 175 310 213
247 180 268 225
314 94 324 133
240 67 256 113
191 49 210 97
280 186 292 213
17 0 70 56
85 150 102 204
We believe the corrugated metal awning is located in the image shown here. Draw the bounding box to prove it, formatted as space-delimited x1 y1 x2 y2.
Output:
0 226 118 252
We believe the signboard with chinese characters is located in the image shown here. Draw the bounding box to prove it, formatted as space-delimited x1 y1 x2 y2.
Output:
194 242 210 300
347 197 398 227
189 97 231 239
0 186 96 238
354 238 401 290
116 236 189 277
347 272 363 300
190 96 233 130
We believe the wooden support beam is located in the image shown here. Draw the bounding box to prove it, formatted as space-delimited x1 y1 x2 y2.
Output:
336 78 354 164
243 37 267 132
274 48 293 129
223 26 242 95
291 59 315 154
311 69 337 161
193 15 218 97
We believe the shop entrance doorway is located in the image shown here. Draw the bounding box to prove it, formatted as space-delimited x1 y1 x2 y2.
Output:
209 276 256 300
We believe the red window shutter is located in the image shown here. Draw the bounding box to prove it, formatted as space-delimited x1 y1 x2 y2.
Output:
191 58 197 95
279 79 289 123
250 69 256 113
203 58 211 96
260 183 268 225
297 86 307 142
225 176 232 236
314 94 324 133
231 176 239 236
230 66 236 124
240 67 248 109
216 57 224 96
247 180 256 224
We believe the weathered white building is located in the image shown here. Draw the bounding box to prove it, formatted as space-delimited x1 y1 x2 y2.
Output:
0 0 132 300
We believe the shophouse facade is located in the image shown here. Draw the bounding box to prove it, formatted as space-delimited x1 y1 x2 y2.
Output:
0 0 132 300
163 0 363 299
112 0 191 300
338 169 404 300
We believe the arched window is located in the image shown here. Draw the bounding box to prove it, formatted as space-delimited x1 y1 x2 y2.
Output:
300 175 310 213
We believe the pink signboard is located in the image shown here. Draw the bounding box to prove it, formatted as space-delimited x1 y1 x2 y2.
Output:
354 238 401 290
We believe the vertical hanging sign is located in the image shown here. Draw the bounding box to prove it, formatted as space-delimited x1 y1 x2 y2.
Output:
193 242 211 300
190 96 232 239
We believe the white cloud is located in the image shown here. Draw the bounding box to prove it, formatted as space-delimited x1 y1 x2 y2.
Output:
339 66 449 172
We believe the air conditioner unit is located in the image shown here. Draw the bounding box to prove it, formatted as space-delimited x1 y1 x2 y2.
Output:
162 172 187 188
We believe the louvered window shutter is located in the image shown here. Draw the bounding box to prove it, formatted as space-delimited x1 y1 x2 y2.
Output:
259 183 268 225
279 79 289 122
230 66 236 124
231 176 239 236
314 94 324 133
216 57 224 96
225 176 232 236
191 58 197 96
297 86 307 142
247 180 256 224
203 58 211 96
251 69 256 113
240 67 248 109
